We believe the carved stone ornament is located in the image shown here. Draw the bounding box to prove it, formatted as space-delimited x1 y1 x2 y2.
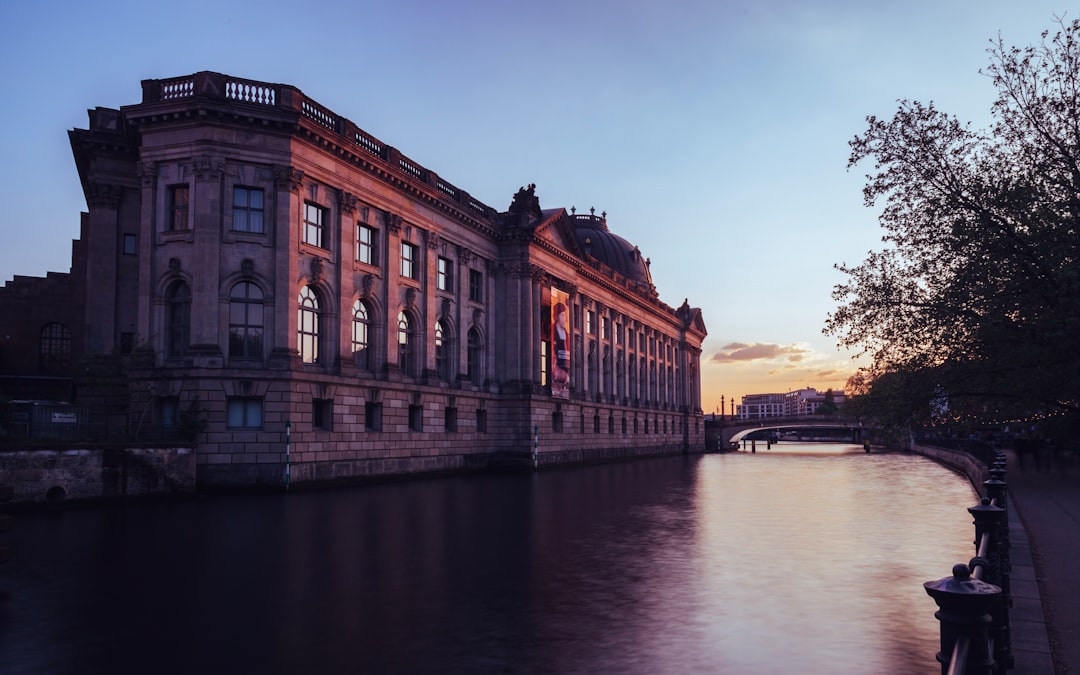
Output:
241 259 255 277
384 212 402 234
405 287 417 308
472 308 483 325
168 257 181 273
340 191 358 215
274 165 304 192
87 182 123 208
423 230 440 250
192 154 225 180
137 161 158 187
310 257 324 283
361 273 375 298
441 298 452 318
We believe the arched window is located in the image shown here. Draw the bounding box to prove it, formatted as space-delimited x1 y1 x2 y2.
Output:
435 319 453 383
352 299 371 370
166 281 191 358
229 281 264 360
397 310 415 377
39 322 71 373
467 328 484 387
298 285 321 364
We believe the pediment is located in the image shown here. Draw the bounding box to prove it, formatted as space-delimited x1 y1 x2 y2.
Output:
534 210 583 257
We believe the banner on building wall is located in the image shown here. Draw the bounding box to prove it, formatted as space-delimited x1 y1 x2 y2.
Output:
551 287 570 399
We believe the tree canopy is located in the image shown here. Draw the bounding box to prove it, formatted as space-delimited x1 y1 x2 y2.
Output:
825 17 1080 441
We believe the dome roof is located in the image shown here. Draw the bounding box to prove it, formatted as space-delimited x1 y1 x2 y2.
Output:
572 213 652 286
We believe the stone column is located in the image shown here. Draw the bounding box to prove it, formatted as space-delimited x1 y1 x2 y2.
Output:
135 161 157 354
188 154 224 362
83 182 123 355
383 212 403 375
269 165 303 369
422 230 440 380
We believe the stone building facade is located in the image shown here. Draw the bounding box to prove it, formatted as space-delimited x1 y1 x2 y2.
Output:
27 71 706 488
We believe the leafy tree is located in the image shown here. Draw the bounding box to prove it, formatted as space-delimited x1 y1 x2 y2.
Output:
815 388 839 416
826 17 1080 440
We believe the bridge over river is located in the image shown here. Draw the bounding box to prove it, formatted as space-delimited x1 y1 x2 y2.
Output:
708 415 868 450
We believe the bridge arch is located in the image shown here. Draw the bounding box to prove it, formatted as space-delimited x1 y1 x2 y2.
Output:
713 416 865 450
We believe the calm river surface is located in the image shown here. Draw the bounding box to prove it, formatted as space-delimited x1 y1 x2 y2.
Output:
0 443 978 674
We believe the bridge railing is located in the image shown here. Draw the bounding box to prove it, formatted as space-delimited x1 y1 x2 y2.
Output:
923 449 1012 674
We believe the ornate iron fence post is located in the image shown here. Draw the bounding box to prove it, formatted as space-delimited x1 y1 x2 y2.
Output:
925 564 1002 675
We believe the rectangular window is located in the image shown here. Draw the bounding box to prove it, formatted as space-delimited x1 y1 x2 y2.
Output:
159 397 179 429
365 401 382 431
437 256 453 291
168 185 189 231
469 269 483 302
227 397 263 428
122 233 137 255
476 408 487 433
408 403 423 431
304 202 327 248
540 340 549 386
401 241 418 279
233 187 265 233
357 223 377 265
615 322 623 345
552 410 563 433
312 398 333 430
444 406 457 432
602 317 610 341
586 311 595 335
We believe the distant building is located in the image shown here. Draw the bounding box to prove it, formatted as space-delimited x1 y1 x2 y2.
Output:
735 388 846 419
736 393 786 419
784 388 845 416
0 71 707 487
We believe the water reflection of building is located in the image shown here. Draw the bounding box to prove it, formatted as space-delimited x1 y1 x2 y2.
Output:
1 71 707 487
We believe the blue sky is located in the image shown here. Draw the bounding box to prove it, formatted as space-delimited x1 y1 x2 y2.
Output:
0 0 1070 413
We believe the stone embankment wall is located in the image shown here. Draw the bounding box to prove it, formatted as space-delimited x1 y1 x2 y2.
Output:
911 443 989 493
0 446 195 504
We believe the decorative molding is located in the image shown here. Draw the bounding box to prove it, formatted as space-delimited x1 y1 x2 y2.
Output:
192 154 225 180
457 246 473 265
360 273 376 298
340 190 358 215
423 229 440 250
137 161 158 188
309 257 324 283
385 211 402 234
87 182 123 208
273 165 303 192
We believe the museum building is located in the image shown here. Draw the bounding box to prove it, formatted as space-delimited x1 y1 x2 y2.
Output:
8 71 707 487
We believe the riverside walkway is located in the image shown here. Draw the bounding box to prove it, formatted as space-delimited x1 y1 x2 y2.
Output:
1004 447 1079 674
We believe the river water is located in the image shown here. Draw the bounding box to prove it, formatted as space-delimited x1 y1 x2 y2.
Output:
0 443 978 674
